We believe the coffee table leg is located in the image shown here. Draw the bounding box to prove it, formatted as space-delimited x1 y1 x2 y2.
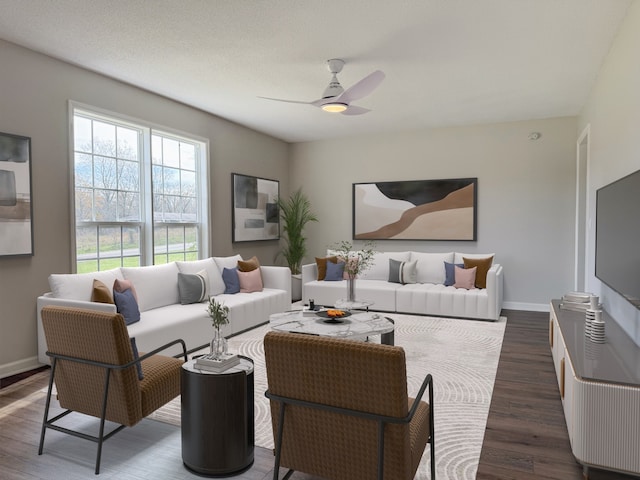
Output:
382 317 395 345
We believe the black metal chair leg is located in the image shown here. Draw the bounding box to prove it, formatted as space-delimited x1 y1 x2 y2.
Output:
273 402 286 480
38 360 57 455
94 368 113 474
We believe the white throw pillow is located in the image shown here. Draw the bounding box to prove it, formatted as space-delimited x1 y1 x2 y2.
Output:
177 258 225 296
213 254 243 272
410 252 454 284
121 262 180 312
49 268 124 301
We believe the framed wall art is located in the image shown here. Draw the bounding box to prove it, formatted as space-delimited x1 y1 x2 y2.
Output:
232 173 280 242
353 177 477 241
0 131 33 256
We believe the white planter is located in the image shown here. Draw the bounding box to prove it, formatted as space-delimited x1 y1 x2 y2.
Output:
291 274 302 302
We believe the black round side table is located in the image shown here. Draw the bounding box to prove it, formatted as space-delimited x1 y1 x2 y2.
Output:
181 356 254 476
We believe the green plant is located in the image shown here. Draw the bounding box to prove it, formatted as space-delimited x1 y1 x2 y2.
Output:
276 188 318 275
330 240 376 278
207 298 230 331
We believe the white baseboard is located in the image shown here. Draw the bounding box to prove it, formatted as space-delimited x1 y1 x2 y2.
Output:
0 356 43 380
502 301 550 312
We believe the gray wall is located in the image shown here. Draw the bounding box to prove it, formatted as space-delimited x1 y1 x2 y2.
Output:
579 1 640 346
290 117 578 310
0 40 288 377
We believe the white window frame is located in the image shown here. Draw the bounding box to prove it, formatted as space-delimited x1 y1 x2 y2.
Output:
68 101 210 272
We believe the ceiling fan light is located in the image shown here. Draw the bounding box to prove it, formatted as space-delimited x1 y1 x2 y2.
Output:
321 102 348 113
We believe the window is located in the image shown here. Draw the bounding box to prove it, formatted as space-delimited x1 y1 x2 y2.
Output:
72 104 208 273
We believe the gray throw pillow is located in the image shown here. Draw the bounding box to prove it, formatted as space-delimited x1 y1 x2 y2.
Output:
178 270 209 304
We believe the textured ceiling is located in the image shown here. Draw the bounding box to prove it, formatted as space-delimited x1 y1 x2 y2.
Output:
0 0 632 143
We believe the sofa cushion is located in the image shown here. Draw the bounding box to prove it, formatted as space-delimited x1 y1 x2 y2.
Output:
410 252 454 284
315 256 338 280
325 261 345 281
113 278 139 301
113 288 141 325
444 262 464 287
178 271 209 304
238 268 264 293
454 266 477 290
91 279 114 304
121 263 180 312
177 258 225 296
463 256 494 289
49 268 124 302
214 254 243 272
388 259 417 284
222 267 240 294
238 256 260 272
359 251 411 281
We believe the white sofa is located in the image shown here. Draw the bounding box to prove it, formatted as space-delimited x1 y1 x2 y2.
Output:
302 251 503 321
37 255 291 364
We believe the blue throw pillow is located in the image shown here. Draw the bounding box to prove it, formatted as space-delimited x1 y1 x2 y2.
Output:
325 260 345 281
222 267 240 294
444 262 465 287
129 337 144 380
113 288 141 325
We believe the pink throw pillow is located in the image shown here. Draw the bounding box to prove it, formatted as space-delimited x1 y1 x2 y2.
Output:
453 266 477 290
238 268 263 293
114 278 139 301
340 257 359 279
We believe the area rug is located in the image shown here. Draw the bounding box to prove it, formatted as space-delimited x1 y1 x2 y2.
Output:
149 314 507 480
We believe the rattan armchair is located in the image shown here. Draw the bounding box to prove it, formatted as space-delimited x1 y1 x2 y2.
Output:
38 306 187 474
264 331 435 480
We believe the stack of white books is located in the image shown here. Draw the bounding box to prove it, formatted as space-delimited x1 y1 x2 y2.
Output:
195 353 240 373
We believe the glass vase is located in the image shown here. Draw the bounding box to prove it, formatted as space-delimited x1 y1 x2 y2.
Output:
347 277 356 302
210 328 228 359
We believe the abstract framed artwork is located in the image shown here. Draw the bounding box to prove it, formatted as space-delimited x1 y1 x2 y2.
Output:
353 177 477 241
0 131 33 256
232 173 280 242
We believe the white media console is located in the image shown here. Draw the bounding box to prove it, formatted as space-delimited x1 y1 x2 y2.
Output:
549 300 640 478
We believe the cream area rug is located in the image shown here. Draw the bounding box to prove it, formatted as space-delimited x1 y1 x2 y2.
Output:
149 314 507 480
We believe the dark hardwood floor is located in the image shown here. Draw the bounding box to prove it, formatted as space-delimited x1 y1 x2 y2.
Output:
477 309 636 480
2 309 638 479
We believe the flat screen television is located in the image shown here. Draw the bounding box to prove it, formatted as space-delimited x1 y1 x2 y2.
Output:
595 168 640 309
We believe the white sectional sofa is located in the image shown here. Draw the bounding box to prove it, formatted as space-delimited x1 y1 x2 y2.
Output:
37 255 291 364
302 251 503 321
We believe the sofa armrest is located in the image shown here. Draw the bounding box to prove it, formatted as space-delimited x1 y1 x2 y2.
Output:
301 263 318 302
261 266 292 304
37 293 118 364
485 264 504 320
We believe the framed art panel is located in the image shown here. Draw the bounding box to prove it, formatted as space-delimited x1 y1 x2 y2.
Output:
0 132 33 256
232 173 280 242
353 177 477 241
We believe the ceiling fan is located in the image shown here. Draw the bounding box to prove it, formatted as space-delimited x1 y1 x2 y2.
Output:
259 59 385 115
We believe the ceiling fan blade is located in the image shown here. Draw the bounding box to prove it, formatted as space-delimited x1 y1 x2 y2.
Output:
258 96 319 105
337 70 385 104
341 105 371 115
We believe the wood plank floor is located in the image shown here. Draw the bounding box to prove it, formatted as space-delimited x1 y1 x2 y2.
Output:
1 309 638 479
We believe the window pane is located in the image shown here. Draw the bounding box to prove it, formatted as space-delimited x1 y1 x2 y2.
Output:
117 126 139 161
75 188 94 221
98 226 121 260
75 153 93 188
76 226 97 259
182 197 197 222
180 142 196 170
168 225 185 252
185 226 198 252
74 116 92 153
163 167 180 194
118 191 140 221
94 156 117 190
92 121 116 157
118 159 139 192
122 226 140 254
162 138 180 168
154 225 168 253
181 170 196 196
94 189 117 221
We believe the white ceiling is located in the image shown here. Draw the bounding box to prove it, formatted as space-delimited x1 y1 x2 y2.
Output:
0 0 632 143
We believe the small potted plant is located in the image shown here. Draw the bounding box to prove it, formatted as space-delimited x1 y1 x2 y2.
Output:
207 298 230 358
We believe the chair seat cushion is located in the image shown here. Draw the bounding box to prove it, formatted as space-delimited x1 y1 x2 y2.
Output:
139 354 182 417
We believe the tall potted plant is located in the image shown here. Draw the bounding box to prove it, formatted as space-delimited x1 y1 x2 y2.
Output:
276 188 318 300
